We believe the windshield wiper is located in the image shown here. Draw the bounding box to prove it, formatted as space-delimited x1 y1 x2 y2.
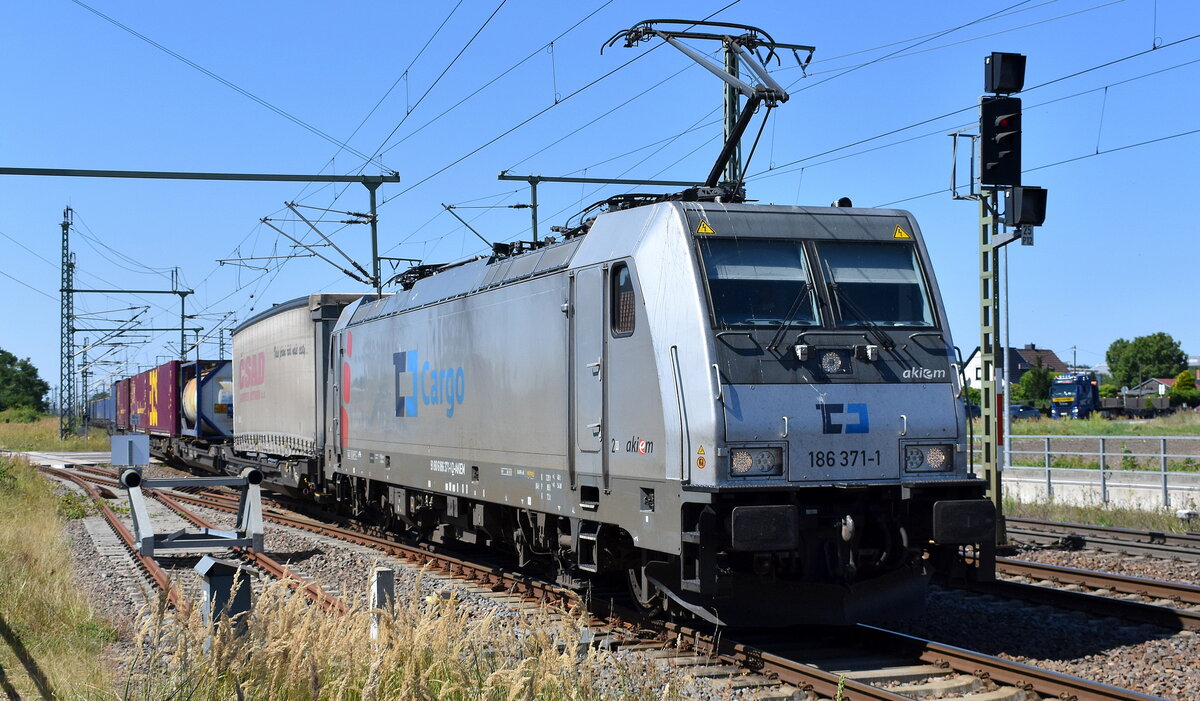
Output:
767 283 816 351
823 262 895 351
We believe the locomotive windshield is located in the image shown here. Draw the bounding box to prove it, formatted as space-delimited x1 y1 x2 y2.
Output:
815 242 934 327
697 238 818 327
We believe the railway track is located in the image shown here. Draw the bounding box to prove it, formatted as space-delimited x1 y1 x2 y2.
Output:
160 475 1173 700
42 464 347 615
1007 516 1200 561
946 556 1200 632
35 456 1175 699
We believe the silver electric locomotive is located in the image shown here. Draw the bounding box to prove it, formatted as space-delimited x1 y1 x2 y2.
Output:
321 199 994 625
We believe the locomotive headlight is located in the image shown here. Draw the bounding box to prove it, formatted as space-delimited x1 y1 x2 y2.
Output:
925 445 949 470
904 444 953 472
730 447 784 477
820 351 844 373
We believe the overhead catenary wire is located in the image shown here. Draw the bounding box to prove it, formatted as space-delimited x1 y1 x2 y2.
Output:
379 0 745 206
370 1 510 161
749 33 1200 183
322 0 468 169
0 268 58 302
77 2 1190 372
782 0 1128 80
196 3 617 334
183 0 727 331
873 126 1200 209
68 0 394 172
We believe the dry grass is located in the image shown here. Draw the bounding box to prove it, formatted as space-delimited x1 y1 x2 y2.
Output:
0 456 115 697
121 576 686 700
1004 495 1195 533
0 416 110 452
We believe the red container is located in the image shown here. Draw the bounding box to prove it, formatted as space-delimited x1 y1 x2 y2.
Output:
114 379 131 431
148 360 181 436
130 370 151 434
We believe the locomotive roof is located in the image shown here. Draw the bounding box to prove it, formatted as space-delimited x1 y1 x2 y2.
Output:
343 200 923 327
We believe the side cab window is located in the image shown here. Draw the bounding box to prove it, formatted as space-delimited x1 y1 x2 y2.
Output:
611 263 635 337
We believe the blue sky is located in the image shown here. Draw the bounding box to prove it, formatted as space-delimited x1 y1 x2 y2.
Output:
1 0 1197 400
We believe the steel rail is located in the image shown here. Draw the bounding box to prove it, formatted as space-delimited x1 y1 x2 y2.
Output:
658 620 913 701
40 467 183 609
949 575 1200 632
852 626 1167 701
655 615 1168 700
1007 517 1200 561
162 489 578 609
60 467 347 614
46 460 1171 699
145 479 1173 700
998 556 1200 605
149 491 347 615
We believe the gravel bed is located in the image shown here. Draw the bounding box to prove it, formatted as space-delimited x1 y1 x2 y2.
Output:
74 463 1195 699
1009 542 1200 586
881 586 1199 700
62 477 752 700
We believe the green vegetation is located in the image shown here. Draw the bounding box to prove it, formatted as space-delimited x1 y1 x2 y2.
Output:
1004 495 1195 533
1105 332 1187 388
0 406 42 424
0 349 50 413
1169 369 1199 407
57 491 96 520
982 410 1200 437
1010 357 1054 407
123 576 683 700
0 456 115 697
0 416 110 452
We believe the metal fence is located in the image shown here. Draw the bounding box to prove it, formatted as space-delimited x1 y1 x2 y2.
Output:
970 434 1200 508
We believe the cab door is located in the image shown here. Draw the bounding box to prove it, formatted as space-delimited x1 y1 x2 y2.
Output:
569 266 605 493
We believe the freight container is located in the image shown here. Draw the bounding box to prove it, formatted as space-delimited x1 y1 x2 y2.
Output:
180 359 234 438
87 394 115 428
130 371 151 433
148 360 181 436
115 379 131 431
232 294 361 459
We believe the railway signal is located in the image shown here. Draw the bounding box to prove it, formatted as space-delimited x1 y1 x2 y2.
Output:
949 52 1050 557
980 96 1022 187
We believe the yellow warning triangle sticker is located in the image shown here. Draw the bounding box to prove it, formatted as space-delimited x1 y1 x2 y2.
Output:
697 445 705 455
696 219 715 235
893 225 912 239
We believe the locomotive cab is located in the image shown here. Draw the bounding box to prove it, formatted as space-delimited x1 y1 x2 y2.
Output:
601 202 995 624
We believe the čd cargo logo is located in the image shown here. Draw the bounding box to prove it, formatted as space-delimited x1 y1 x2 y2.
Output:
393 350 466 418
818 403 870 434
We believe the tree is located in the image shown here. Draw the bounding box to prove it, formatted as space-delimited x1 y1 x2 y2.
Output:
1169 369 1199 407
1016 358 1054 405
0 349 50 413
1105 332 1187 388
1098 383 1118 398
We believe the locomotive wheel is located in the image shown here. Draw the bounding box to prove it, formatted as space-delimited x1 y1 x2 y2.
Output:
626 566 667 614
